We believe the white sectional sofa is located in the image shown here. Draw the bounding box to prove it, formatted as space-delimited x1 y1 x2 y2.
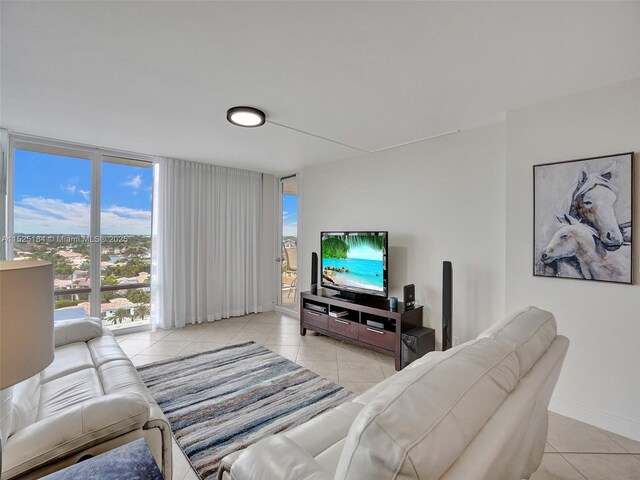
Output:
1 318 172 479
219 306 568 480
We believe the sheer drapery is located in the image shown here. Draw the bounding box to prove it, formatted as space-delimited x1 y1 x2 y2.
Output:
151 159 262 329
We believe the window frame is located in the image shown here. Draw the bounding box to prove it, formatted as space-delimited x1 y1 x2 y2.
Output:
7 133 155 326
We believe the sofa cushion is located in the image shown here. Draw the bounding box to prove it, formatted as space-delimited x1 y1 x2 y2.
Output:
98 359 156 404
40 343 94 383
37 368 103 421
334 338 520 480
54 318 103 347
231 436 332 480
87 334 130 368
11 374 41 433
479 306 557 378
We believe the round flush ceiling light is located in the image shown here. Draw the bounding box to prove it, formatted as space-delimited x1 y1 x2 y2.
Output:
226 106 266 127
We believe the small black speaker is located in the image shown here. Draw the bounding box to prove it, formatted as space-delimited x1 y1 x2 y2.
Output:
403 284 415 310
311 252 318 294
442 261 453 351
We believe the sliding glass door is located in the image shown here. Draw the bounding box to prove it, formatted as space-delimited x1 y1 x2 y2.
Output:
8 139 153 330
278 175 298 311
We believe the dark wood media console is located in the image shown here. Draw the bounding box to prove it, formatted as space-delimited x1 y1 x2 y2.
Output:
300 289 423 370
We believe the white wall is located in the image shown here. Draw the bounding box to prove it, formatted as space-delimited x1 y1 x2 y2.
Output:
505 78 640 440
300 123 506 347
299 77 640 440
261 173 276 311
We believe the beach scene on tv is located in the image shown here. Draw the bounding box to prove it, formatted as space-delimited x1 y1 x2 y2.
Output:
321 233 386 293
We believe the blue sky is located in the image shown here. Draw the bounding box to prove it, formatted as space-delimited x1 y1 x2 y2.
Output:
282 193 298 237
13 150 152 234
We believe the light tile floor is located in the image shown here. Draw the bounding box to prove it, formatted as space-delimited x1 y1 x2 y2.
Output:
119 310 640 480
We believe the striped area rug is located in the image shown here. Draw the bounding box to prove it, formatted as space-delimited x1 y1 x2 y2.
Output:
137 341 353 479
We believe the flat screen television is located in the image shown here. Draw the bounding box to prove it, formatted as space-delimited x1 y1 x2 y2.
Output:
320 231 388 299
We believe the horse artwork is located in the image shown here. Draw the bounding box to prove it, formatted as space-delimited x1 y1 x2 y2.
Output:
534 152 633 284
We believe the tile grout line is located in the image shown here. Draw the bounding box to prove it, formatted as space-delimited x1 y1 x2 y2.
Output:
123 334 164 358
557 452 593 480
599 429 640 455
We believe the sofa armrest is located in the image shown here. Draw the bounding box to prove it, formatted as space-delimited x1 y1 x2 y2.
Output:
54 317 104 347
222 436 332 480
143 404 174 480
3 393 149 478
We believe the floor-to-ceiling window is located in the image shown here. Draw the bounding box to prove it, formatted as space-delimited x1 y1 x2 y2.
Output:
8 139 153 330
278 175 298 310
99 157 152 328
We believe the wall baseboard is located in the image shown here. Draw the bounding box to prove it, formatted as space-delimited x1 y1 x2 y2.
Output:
549 395 640 442
273 304 299 318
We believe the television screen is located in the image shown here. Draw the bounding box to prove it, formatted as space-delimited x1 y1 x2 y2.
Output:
321 231 387 297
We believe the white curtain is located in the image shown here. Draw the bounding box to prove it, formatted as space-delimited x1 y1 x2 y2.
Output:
151 159 263 330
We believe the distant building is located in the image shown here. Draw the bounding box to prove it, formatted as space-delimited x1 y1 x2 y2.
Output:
59 297 137 320
58 251 83 260
73 278 91 288
72 270 89 281
14 250 33 260
54 278 73 289
138 272 150 283
117 271 150 285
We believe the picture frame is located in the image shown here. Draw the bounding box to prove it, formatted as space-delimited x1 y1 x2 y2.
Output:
533 152 633 284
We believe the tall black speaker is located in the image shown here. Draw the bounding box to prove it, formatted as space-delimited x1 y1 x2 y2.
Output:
442 261 453 351
311 252 318 294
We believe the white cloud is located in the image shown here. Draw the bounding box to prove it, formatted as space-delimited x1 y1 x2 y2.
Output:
283 222 298 237
60 180 91 200
15 197 90 234
13 197 151 235
101 205 151 234
122 175 142 189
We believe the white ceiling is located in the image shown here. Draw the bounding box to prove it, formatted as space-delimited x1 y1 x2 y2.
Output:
2 1 640 174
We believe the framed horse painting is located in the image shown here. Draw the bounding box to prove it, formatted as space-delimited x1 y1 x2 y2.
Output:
533 152 633 284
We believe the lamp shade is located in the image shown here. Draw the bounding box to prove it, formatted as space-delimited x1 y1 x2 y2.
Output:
0 261 55 389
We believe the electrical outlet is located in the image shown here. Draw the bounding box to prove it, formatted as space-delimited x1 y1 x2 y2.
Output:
453 336 460 346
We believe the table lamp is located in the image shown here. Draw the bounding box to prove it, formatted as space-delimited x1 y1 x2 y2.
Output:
0 260 55 476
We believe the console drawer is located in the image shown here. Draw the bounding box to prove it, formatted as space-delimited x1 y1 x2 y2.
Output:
358 324 395 351
327 317 358 338
302 309 328 330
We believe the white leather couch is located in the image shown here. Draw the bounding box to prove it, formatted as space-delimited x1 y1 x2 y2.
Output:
219 306 569 480
1 318 172 479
